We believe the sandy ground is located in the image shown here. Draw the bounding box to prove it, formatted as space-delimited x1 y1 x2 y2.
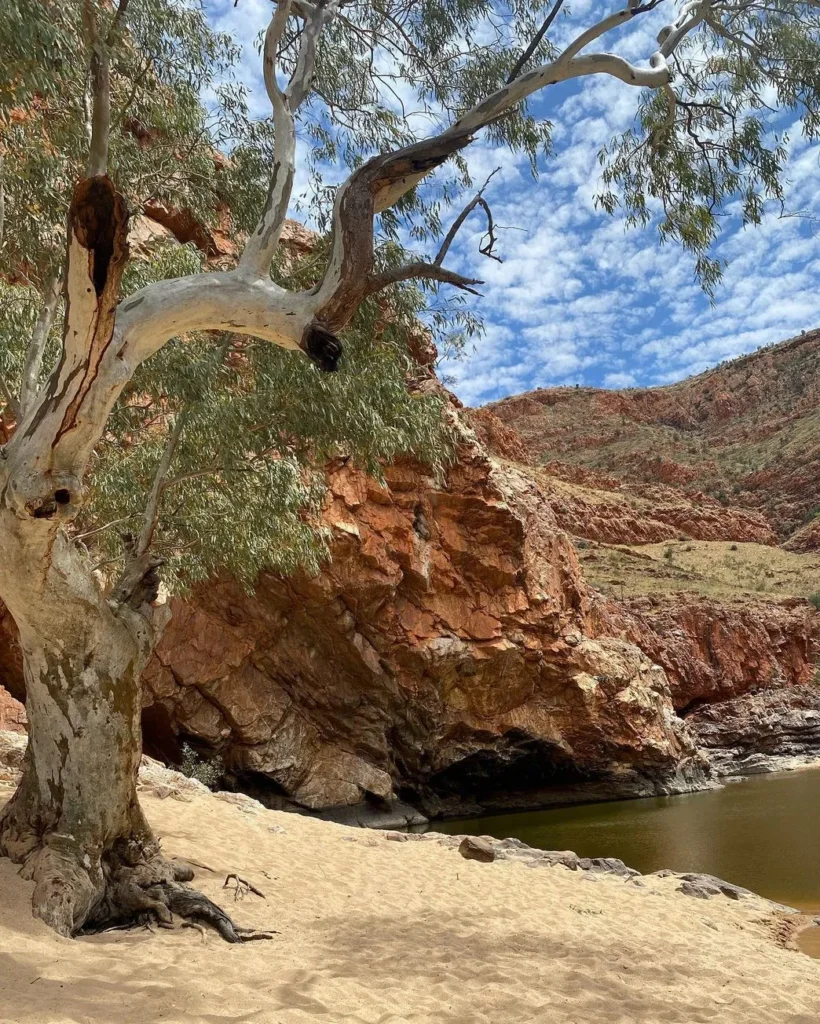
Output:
2 780 820 1024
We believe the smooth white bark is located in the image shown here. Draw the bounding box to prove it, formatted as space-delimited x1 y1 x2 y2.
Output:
19 270 62 416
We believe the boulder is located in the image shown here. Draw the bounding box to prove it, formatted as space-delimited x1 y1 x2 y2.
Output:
459 836 496 863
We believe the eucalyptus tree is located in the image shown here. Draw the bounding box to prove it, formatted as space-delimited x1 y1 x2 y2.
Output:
1 0 819 941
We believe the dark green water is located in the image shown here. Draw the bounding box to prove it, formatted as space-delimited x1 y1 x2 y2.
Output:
433 768 820 916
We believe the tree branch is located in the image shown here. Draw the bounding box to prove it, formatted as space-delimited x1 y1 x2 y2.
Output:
82 0 111 177
365 263 484 298
73 515 138 543
286 0 332 109
108 533 164 611
507 0 565 83
658 1 709 57
0 0 712 531
557 4 656 63
2 176 130 519
19 270 62 417
136 412 187 558
312 44 675 333
435 168 502 266
105 410 186 614
161 465 222 491
106 0 130 46
239 0 335 276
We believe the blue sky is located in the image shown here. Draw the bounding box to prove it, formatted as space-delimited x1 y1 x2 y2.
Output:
206 1 820 407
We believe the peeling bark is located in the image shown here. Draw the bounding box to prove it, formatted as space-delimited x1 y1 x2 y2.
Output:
4 176 129 521
0 514 273 940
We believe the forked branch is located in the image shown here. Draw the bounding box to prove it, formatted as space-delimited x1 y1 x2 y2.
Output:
364 170 504 299
2 2 716 529
240 0 337 276
435 168 503 267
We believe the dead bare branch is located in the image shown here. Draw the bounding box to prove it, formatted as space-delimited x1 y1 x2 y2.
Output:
506 0 565 84
365 262 484 297
435 168 502 267
223 874 267 901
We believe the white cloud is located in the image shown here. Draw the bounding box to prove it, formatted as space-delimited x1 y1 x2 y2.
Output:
437 12 820 405
204 2 820 406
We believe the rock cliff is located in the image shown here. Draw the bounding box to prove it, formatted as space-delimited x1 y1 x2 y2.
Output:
2 205 819 819
140 447 707 819
0 686 24 734
591 596 818 713
1 405 818 817
686 687 820 775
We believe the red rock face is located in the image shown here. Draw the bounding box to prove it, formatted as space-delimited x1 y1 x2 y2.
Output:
142 200 237 262
469 408 534 464
592 596 819 712
0 684 25 734
141 448 706 811
1 431 816 811
784 517 820 554
545 490 776 547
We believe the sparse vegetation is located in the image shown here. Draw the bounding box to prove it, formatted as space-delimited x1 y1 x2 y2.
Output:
577 540 820 603
179 743 224 790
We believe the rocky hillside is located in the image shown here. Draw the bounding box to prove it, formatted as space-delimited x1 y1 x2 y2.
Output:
483 329 820 548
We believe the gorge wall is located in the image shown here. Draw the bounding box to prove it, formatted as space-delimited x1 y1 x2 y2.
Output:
2 421 817 819
484 328 820 547
2 201 818 820
139 445 709 819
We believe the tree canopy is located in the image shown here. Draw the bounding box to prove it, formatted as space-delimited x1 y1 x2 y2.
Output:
0 0 461 591
1 0 820 589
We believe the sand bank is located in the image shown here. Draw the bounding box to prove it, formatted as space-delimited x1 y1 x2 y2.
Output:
1 760 819 1023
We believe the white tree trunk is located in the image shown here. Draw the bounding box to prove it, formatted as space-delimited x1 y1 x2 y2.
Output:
0 507 157 934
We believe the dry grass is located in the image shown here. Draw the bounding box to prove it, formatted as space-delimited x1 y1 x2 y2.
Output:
578 539 820 602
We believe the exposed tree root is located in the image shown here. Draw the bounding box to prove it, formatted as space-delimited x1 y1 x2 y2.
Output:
1 823 276 943
81 838 277 943
223 873 267 901
83 879 278 943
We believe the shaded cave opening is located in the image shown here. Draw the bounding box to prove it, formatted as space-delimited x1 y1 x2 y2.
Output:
402 730 599 816
218 768 297 810
141 704 183 765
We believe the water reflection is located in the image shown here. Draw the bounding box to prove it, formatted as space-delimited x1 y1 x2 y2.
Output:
433 767 820 911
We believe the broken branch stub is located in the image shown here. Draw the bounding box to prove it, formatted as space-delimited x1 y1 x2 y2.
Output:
5 176 130 521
